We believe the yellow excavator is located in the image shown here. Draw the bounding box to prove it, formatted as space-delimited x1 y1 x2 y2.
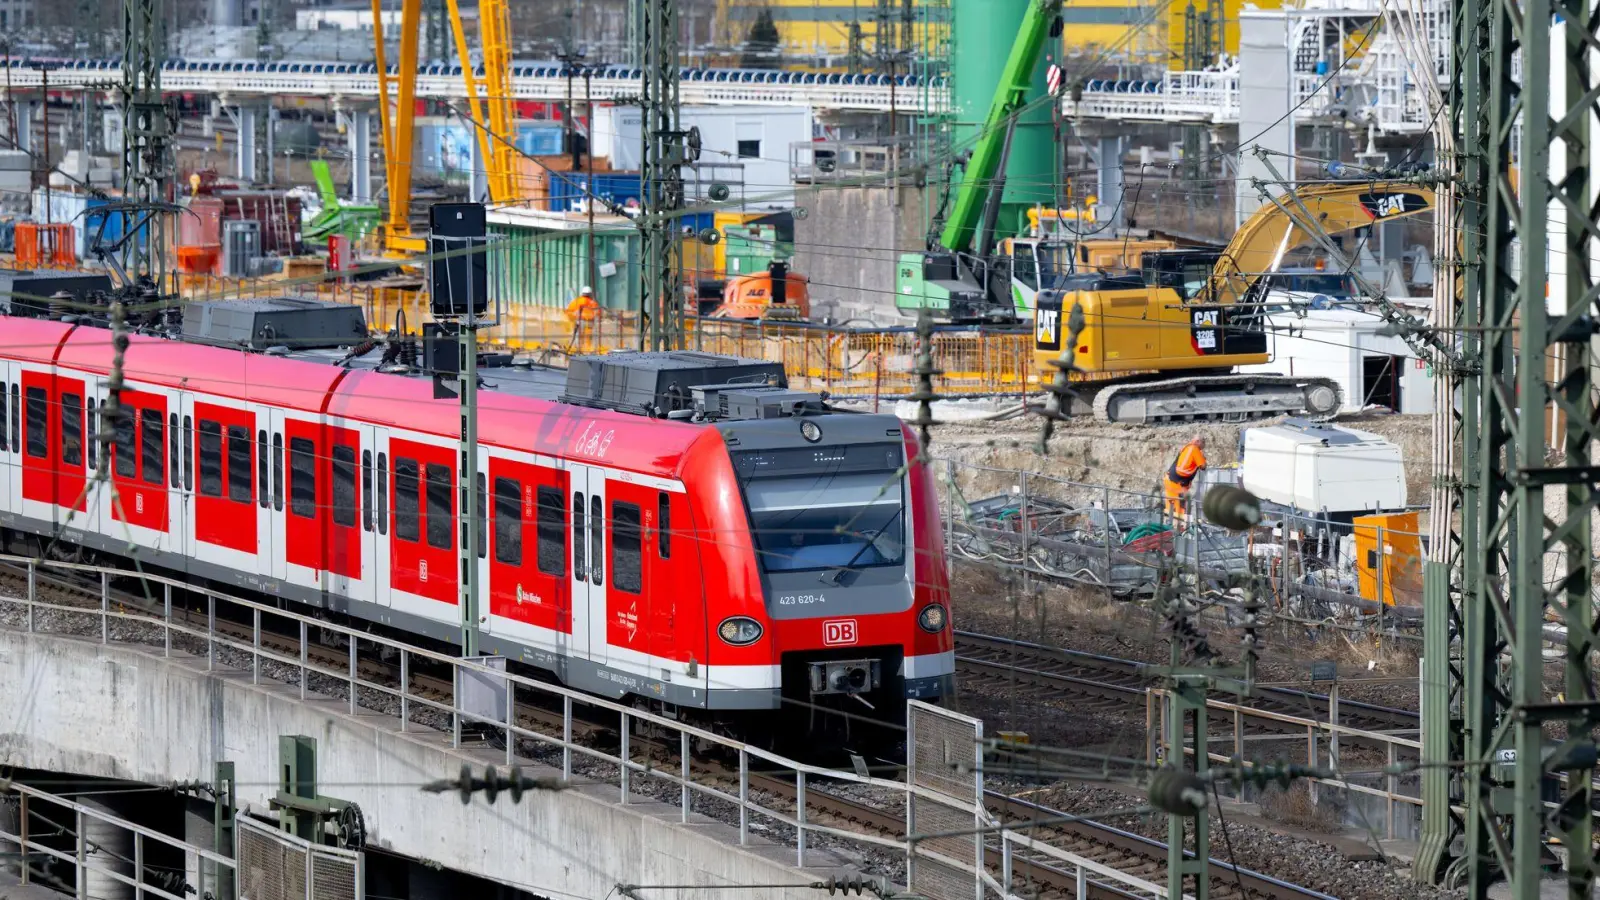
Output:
1032 181 1435 424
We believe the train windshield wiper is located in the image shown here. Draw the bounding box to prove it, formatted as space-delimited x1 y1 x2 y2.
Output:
818 506 902 586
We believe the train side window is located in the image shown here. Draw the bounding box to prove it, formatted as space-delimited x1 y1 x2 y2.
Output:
271 433 283 512
612 501 642 594
394 458 419 542
85 397 95 468
424 463 452 550
289 437 316 518
113 407 136 478
227 425 252 503
589 495 603 587
0 381 7 451
657 492 671 559
572 492 586 581
361 450 373 532
376 452 388 535
493 477 522 566
168 413 179 487
257 430 269 509
197 420 222 496
140 409 164 486
11 384 21 453
60 392 83 467
536 487 565 576
182 415 193 491
23 387 45 458
475 473 487 559
332 445 357 527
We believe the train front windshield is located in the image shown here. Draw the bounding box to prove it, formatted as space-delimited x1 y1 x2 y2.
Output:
732 443 907 574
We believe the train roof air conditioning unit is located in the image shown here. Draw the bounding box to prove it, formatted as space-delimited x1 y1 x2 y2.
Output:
562 351 786 418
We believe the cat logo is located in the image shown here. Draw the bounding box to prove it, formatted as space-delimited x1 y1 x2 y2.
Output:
1360 191 1425 220
1035 296 1063 351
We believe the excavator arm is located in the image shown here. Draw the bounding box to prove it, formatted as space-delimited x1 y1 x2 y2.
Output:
936 0 1062 254
1206 182 1435 305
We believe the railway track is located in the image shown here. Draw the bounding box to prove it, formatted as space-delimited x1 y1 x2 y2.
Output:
955 631 1419 735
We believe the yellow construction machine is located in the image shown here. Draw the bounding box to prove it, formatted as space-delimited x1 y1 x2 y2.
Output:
1032 181 1435 424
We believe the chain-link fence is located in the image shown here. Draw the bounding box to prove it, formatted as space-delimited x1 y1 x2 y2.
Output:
237 816 362 900
907 700 984 900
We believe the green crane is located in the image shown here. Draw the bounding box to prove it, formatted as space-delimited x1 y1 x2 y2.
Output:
304 159 381 247
895 0 1070 323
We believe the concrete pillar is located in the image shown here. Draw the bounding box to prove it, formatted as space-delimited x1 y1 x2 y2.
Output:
234 105 256 183
1096 135 1125 232
1234 10 1294 226
349 109 372 204
14 102 34 154
265 106 278 186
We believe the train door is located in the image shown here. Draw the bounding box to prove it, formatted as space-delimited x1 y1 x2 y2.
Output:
365 425 391 608
175 393 196 559
266 408 288 584
107 390 172 549
567 464 607 666
0 361 13 515
165 398 188 562
325 423 364 606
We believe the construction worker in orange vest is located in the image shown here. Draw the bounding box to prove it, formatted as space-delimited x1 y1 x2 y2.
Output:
1163 436 1208 522
564 286 600 351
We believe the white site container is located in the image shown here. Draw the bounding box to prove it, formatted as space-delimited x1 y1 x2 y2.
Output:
1240 419 1406 514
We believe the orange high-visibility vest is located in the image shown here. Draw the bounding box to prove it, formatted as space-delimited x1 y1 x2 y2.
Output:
1166 441 1207 487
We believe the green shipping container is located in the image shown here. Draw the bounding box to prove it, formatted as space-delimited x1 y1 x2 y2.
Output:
489 223 643 312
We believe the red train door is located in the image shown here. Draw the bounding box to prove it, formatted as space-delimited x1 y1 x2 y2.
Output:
108 390 171 539
52 375 87 517
325 423 363 597
484 457 568 652
388 437 458 611
192 400 259 565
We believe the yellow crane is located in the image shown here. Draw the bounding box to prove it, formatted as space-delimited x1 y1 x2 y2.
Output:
371 0 517 256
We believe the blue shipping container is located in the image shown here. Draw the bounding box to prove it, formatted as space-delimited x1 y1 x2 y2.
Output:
547 172 644 212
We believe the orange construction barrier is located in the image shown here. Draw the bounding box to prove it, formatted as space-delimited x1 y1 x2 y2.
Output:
15 223 77 269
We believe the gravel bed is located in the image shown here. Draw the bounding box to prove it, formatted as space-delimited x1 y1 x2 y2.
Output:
992 779 1459 900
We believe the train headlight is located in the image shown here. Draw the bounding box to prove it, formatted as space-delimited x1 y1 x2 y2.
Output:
717 616 764 646
917 604 947 633
800 420 823 443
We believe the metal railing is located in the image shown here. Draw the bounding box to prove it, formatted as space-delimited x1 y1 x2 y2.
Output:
0 553 1199 900
0 778 238 900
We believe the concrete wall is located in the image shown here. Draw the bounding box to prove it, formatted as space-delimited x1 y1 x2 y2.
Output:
792 184 932 325
0 628 846 900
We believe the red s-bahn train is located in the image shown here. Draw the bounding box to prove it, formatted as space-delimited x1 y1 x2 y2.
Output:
0 296 954 742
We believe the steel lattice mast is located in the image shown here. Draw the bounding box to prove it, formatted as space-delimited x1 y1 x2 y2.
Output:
1419 0 1600 893
120 0 173 284
639 0 686 352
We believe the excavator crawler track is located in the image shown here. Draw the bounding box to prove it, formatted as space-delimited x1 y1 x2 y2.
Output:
1090 373 1344 425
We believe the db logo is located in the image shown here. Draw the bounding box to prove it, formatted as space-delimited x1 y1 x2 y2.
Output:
822 619 858 646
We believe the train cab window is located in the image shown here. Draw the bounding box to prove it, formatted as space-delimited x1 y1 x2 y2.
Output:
198 420 221 495
424 463 452 550
361 450 373 532
141 409 164 486
493 477 522 566
23 387 44 459
376 453 388 535
227 426 252 503
589 495 604 587
169 414 179 488
61 392 83 466
657 492 671 558
271 433 283 512
572 492 586 580
612 501 642 594
332 445 357 527
257 431 269 509
536 487 564 576
182 416 194 491
394 458 419 542
113 408 137 478
475 473 487 559
289 437 316 518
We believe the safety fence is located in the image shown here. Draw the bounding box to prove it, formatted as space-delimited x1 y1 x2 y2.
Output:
236 816 363 900
168 271 1042 398
935 457 1427 626
0 779 238 900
